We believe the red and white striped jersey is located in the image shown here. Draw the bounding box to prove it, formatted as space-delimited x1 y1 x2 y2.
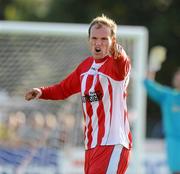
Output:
40 51 132 150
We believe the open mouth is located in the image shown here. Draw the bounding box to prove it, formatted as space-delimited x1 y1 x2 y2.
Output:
95 48 101 53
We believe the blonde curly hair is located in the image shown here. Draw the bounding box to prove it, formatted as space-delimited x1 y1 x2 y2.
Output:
88 14 117 38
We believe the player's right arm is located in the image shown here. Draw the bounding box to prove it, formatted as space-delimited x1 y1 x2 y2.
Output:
25 67 81 101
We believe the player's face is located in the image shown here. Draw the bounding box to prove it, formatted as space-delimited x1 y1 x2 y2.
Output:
89 24 114 59
173 70 180 90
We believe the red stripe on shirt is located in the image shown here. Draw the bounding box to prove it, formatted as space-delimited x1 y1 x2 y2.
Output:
85 75 94 149
128 132 133 149
95 75 105 145
117 147 130 174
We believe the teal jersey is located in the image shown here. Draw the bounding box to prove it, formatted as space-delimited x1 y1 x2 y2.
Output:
144 79 180 138
144 79 180 171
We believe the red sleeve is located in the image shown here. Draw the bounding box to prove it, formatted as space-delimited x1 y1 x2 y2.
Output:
112 48 131 80
40 67 81 100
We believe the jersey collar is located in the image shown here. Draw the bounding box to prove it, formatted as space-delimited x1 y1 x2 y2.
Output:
94 55 110 63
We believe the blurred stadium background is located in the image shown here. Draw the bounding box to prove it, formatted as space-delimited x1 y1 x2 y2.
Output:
0 0 179 174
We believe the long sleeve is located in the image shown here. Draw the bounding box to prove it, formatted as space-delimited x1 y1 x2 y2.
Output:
114 56 131 79
143 79 169 105
109 48 131 81
40 67 81 100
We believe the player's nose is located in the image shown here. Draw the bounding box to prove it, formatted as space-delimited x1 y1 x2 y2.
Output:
95 39 102 46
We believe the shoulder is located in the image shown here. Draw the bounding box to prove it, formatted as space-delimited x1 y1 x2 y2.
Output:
107 53 130 65
76 56 94 73
81 56 94 64
97 56 130 81
109 46 131 71
79 56 94 67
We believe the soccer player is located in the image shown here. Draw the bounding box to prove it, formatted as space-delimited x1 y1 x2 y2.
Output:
144 50 180 174
25 15 132 174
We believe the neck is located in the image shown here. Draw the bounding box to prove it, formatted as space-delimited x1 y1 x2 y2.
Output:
94 55 109 63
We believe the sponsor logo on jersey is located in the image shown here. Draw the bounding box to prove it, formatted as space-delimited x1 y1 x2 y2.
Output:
81 91 102 103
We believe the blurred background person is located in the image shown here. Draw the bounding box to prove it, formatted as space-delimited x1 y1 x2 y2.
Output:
144 46 180 174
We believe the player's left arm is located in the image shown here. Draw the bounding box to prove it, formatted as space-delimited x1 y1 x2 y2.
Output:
111 41 131 79
110 40 126 60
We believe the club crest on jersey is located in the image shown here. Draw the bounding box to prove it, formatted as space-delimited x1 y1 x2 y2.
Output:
88 66 98 75
91 67 97 71
81 91 102 103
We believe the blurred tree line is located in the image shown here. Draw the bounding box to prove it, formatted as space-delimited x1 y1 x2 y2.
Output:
0 0 179 138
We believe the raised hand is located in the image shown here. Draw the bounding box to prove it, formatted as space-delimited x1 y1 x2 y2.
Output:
110 42 124 59
148 46 167 72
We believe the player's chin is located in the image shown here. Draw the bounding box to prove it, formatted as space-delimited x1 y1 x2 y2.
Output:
93 52 108 59
92 53 101 59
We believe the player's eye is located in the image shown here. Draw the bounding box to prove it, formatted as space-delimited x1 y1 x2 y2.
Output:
102 37 108 41
91 37 97 40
